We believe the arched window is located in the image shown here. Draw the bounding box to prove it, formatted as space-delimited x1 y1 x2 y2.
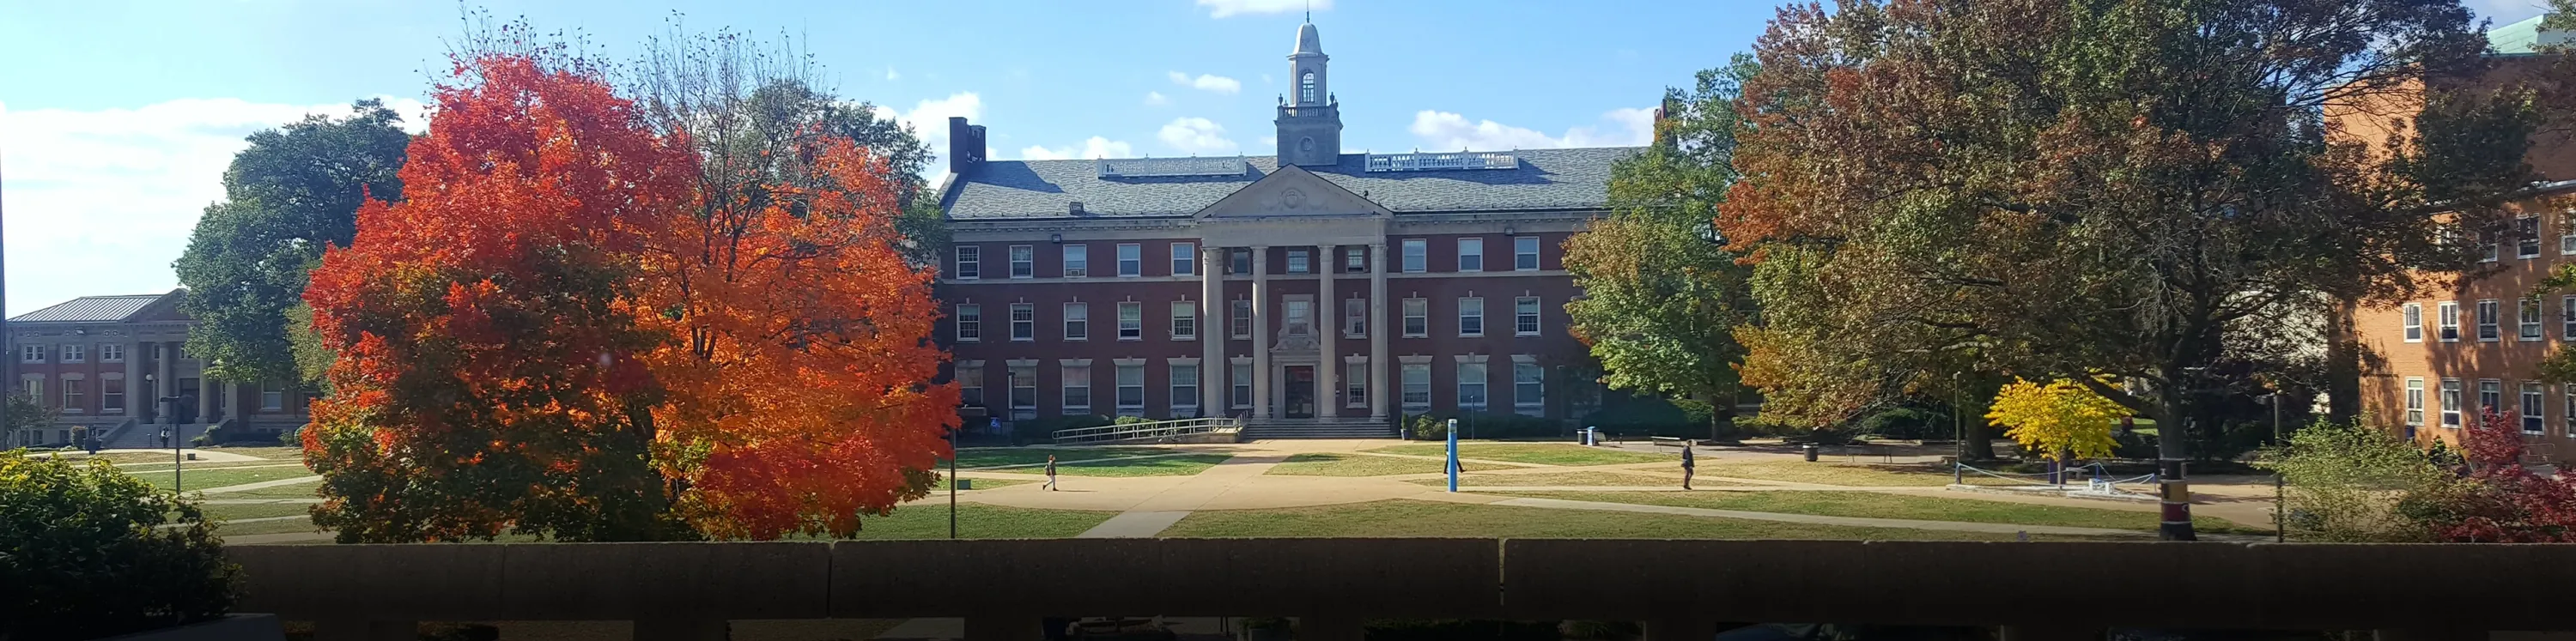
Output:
1299 71 1318 104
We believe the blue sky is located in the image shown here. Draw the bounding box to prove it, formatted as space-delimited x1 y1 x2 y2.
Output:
0 0 2557 315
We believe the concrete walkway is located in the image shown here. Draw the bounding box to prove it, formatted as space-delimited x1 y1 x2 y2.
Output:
33 448 267 463
197 475 323 494
1480 495 2160 538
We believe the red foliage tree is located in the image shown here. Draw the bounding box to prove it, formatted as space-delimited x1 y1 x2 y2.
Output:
2427 408 2576 542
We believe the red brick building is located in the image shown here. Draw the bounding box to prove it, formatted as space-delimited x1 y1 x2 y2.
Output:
4 290 313 448
2350 16 2576 458
932 21 1631 438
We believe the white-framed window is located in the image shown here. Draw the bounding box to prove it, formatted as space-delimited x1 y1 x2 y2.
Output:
1009 245 1035 279
2477 299 2500 342
1117 243 1142 277
1171 364 1200 416
1512 361 1544 417
1010 365 1039 417
100 344 123 362
1515 236 1541 270
2519 215 2543 259
1230 249 1252 275
1063 302 1090 341
956 304 982 342
1458 238 1485 272
1061 365 1092 414
2561 211 2576 255
1283 298 1314 336
1400 363 1432 411
100 377 124 414
1300 70 1317 103
1117 301 1144 341
1231 362 1254 408
2563 295 2576 340
1063 245 1089 278
19 345 41 363
2439 301 2461 342
1171 301 1198 340
1231 299 1254 339
1343 298 1366 337
1010 303 1036 342
2482 227 2501 263
955 245 981 279
61 378 82 413
1401 239 1427 273
1457 362 1489 411
1345 246 1366 273
958 363 986 407
261 381 285 411
1402 298 1429 337
20 378 39 406
2523 382 2545 433
1346 361 1368 408
1514 296 1541 336
2402 303 2422 342
1172 242 1196 276
2523 298 2545 341
2480 379 2502 425
59 344 83 363
2440 378 2463 427
1115 364 1145 416
2404 378 2425 426
1458 297 1485 337
1287 249 1311 275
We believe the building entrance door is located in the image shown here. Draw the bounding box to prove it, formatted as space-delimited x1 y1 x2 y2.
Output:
1285 366 1315 418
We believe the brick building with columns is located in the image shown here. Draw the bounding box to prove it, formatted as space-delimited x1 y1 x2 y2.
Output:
3 290 311 448
932 21 1634 438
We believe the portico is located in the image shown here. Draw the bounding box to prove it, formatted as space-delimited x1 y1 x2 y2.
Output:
1189 166 1393 425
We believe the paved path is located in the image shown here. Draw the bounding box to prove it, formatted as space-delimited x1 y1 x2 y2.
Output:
197 475 323 494
1482 496 2160 538
33 448 267 463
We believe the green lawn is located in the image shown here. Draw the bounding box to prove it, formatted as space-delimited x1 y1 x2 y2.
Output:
846 504 1118 540
197 502 319 522
1267 452 1524 476
217 483 328 499
1159 499 2118 541
143 466 319 492
1048 453 1235 476
1404 470 1713 487
215 517 329 537
949 446 1165 469
198 446 305 460
1366 443 1674 466
1486 490 2265 535
1696 461 2021 487
42 451 181 464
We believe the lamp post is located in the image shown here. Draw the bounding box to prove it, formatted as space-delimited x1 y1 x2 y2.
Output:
948 423 959 540
147 372 179 490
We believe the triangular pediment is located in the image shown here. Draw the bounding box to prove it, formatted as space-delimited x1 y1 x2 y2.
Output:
1194 165 1390 219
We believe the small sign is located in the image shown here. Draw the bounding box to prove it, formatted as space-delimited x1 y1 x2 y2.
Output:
955 479 973 490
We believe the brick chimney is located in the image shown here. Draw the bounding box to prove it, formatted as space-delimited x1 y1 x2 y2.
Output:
947 117 987 173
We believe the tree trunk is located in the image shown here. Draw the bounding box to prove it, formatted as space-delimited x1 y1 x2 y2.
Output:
2153 370 2198 541
2326 297 2362 425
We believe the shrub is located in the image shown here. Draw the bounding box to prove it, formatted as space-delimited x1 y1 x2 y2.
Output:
1111 415 1152 426
2254 417 2454 542
1582 397 1699 438
0 451 240 639
1856 407 1946 440
1405 412 1562 440
1016 414 1113 444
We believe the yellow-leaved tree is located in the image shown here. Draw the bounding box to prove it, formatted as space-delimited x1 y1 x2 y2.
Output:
1985 378 2129 463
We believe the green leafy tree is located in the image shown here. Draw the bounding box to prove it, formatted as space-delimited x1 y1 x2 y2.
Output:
173 99 410 387
1720 0 2549 540
0 451 239 639
2257 417 2455 541
1564 57 1760 438
5 391 58 443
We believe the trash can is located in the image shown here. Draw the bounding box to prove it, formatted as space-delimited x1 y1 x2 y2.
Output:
1802 444 1819 462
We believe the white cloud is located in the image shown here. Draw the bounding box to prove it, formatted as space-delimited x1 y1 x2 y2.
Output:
1197 0 1332 18
1157 118 1239 154
1018 137 1136 160
0 96 430 315
1167 71 1242 95
1406 107 1656 152
1144 91 1170 106
884 66 902 81
868 92 984 170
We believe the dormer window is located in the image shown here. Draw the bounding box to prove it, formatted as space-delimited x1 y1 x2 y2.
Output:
1299 71 1317 104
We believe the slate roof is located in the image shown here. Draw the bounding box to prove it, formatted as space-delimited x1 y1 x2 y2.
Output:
9 293 177 324
940 147 1639 221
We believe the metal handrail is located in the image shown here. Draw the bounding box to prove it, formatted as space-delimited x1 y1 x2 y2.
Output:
1053 417 1243 444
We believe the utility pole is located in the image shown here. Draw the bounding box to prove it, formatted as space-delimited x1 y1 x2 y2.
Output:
948 425 958 540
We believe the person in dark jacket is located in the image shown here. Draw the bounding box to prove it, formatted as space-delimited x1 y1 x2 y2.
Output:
1044 455 1060 491
1681 441 1697 490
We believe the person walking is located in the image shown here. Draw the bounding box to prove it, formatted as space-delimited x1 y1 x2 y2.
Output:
1043 455 1060 491
1680 441 1697 490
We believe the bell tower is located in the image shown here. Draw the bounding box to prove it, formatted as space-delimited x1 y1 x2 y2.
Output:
1274 18 1342 166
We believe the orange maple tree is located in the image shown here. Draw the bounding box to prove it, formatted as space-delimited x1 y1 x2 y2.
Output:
301 50 954 541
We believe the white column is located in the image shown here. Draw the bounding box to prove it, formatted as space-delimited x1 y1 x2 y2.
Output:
157 342 177 424
196 372 213 424
1369 242 1391 420
125 341 146 419
1250 245 1272 420
1317 245 1338 419
1200 245 1226 416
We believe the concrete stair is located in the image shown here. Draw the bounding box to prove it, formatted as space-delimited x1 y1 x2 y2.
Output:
1241 417 1396 439
106 422 208 450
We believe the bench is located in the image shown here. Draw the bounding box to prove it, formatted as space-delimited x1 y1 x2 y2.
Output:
1649 436 1688 448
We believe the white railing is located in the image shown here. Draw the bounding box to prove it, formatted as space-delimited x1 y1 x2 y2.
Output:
1364 151 1518 172
1053 416 1244 444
